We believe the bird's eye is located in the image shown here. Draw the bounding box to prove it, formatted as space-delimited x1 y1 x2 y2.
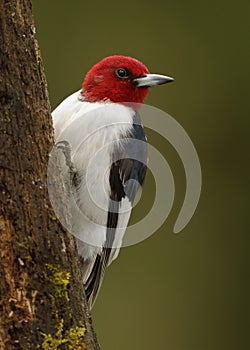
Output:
115 68 129 79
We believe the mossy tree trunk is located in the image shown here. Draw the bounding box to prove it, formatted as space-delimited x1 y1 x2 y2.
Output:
0 1 99 349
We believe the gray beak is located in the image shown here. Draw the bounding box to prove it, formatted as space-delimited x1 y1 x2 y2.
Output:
133 74 174 87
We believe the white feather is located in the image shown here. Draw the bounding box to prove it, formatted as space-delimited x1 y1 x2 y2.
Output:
52 91 134 263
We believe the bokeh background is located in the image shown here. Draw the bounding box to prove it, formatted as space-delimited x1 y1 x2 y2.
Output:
33 1 249 349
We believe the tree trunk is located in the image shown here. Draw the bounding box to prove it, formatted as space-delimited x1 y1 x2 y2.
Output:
0 1 99 349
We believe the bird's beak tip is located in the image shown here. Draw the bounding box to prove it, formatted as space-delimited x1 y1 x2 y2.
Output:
159 76 174 84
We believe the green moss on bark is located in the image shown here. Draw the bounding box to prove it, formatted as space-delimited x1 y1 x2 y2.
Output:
42 264 86 349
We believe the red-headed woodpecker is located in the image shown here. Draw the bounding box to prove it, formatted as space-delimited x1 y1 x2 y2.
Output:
52 55 173 308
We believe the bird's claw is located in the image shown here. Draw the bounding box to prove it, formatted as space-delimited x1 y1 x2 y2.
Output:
56 140 79 187
56 141 73 168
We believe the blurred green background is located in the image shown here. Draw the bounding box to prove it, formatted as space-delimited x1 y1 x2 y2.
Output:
33 1 249 349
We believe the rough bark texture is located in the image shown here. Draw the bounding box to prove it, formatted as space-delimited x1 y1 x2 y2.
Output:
0 1 100 349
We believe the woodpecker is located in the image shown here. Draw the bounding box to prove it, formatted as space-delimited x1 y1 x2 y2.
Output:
52 55 173 308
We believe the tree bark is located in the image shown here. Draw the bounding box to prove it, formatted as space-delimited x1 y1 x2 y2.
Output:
0 1 99 349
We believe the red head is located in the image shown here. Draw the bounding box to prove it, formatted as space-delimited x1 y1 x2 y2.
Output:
82 55 173 105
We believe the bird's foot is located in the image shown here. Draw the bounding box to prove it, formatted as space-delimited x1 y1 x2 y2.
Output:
56 141 79 187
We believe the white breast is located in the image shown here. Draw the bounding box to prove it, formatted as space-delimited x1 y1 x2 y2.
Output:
52 91 134 259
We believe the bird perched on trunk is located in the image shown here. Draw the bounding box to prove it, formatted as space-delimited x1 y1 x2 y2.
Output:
52 55 173 308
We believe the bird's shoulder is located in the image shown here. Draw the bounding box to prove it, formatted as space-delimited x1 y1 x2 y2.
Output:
52 91 136 141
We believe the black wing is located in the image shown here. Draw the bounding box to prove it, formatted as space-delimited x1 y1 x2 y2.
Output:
85 112 148 308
